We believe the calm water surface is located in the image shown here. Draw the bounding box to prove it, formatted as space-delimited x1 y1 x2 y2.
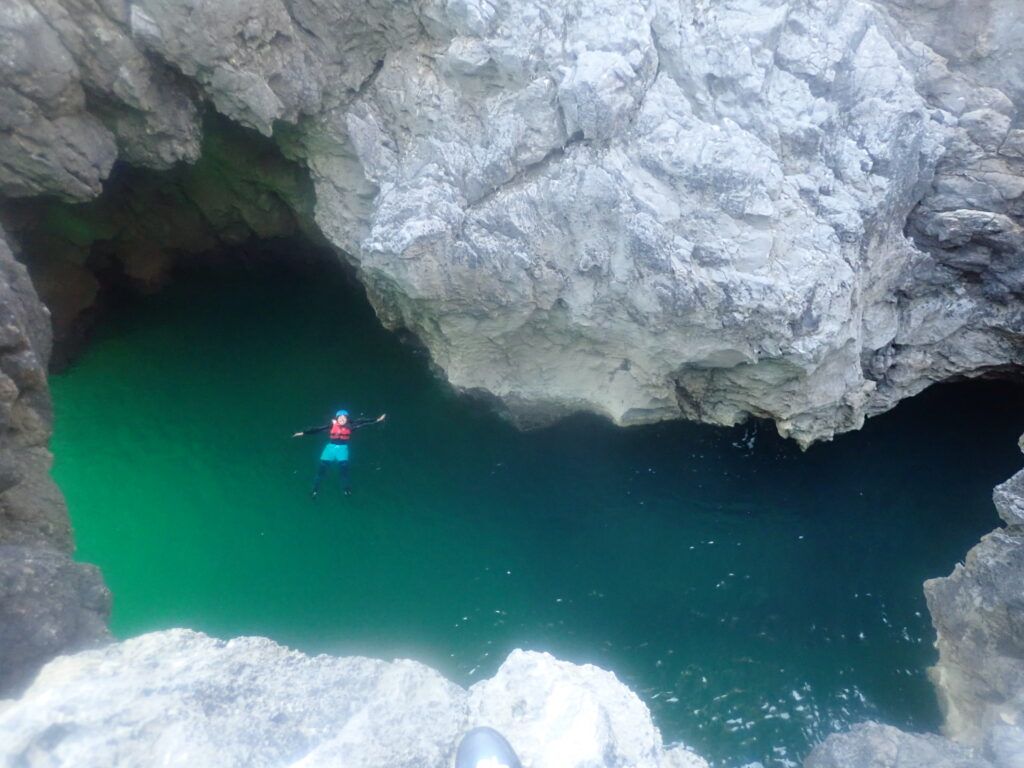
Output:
50 252 1024 767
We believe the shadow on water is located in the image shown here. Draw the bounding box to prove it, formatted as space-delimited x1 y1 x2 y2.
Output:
50 248 1024 767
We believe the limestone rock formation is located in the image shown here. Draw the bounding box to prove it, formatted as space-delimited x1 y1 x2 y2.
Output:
0 545 109 696
0 0 1022 444
0 0 198 201
993 468 1024 527
923 467 1024 766
0 630 708 768
0 1 116 201
0 227 111 696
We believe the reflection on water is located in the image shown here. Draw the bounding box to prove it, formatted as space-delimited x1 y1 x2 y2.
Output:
50 252 1024 767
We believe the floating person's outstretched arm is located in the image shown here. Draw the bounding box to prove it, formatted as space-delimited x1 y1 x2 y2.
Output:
348 413 387 430
292 423 330 438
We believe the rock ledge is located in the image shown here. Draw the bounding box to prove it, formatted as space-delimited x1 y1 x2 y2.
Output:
0 629 707 768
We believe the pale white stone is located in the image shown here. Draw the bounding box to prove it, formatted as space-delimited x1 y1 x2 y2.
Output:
0 631 706 768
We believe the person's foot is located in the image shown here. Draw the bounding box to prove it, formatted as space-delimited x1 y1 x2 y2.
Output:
455 727 521 768
344 488 352 496
311 490 319 499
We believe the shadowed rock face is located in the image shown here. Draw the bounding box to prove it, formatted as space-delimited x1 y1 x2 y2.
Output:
923 468 1024 765
0 545 110 696
0 114 320 368
0 228 111 697
1 0 1022 445
804 459 1024 768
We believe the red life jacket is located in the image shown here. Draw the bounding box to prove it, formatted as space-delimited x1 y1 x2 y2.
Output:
329 419 352 441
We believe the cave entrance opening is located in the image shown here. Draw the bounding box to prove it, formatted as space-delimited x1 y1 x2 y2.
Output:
0 113 330 372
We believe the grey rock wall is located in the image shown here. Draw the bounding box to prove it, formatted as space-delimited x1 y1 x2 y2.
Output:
923 466 1024 766
0 545 109 696
1 0 1022 444
0 0 198 201
0 227 111 696
0 114 319 365
0 630 708 768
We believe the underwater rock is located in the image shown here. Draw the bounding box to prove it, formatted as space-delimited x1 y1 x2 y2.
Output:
0 630 707 768
804 721 993 768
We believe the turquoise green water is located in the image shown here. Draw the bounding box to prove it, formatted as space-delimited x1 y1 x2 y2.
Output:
51 251 1024 767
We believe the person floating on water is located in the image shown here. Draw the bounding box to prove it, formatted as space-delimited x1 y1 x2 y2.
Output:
293 409 386 497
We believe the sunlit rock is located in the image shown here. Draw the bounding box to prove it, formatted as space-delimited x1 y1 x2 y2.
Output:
0 630 707 768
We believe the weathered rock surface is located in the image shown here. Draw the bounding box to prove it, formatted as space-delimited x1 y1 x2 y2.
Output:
0 0 199 202
805 721 993 768
0 545 110 697
993 468 1024 528
0 0 116 201
0 227 111 696
0 630 707 768
923 477 1024 765
1 0 1022 444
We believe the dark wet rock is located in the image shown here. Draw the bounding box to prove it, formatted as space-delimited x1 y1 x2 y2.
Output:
0 115 319 363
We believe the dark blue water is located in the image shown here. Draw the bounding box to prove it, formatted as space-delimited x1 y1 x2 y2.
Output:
50 253 1024 766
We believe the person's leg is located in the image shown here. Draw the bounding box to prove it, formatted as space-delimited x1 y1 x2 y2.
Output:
338 460 351 495
312 461 329 497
